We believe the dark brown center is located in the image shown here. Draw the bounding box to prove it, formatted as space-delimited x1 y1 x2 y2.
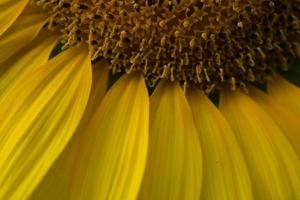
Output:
35 0 299 93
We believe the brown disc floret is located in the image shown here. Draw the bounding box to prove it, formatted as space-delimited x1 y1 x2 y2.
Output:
34 0 300 92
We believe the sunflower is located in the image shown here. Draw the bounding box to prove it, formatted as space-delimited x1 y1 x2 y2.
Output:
0 0 300 199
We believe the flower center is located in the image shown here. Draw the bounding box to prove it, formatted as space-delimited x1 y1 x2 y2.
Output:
34 0 299 93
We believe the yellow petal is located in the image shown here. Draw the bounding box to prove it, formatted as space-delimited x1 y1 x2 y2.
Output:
249 86 300 157
186 88 253 200
220 89 300 199
139 81 202 200
75 61 110 130
0 44 92 199
268 76 300 115
0 0 29 35
30 62 109 200
0 31 58 102
70 74 149 200
0 4 47 63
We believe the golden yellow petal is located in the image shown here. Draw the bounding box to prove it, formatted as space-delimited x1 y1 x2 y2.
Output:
30 62 109 200
220 89 300 199
186 88 252 200
0 0 29 35
0 31 58 102
0 4 47 63
70 74 149 200
249 86 300 157
75 61 110 131
268 76 300 115
139 81 202 200
0 44 92 199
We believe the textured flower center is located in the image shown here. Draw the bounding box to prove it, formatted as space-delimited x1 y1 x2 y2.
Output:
34 0 299 92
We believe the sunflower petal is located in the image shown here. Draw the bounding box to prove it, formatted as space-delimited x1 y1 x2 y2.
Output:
0 4 47 63
0 44 92 199
0 0 29 35
186 88 252 200
75 61 110 130
139 81 202 200
0 31 58 102
220 89 300 199
249 86 300 157
268 76 300 114
30 62 109 200
70 74 149 200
